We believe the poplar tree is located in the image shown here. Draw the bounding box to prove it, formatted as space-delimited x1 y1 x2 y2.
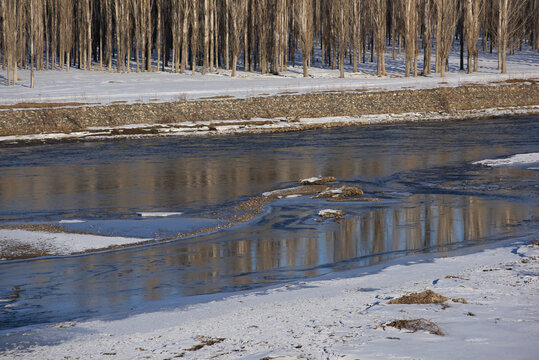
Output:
435 0 460 77
294 0 314 77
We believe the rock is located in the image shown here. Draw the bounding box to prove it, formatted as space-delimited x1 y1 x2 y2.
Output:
300 176 337 185
318 209 346 219
313 186 363 199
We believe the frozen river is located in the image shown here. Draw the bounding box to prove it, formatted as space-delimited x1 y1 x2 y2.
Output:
0 115 538 330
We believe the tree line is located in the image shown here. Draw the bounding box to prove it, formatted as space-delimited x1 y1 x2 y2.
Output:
1 0 537 87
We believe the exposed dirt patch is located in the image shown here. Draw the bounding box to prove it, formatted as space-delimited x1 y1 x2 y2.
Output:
0 102 96 110
0 224 93 235
186 337 225 352
490 78 537 85
388 290 449 304
445 275 469 280
385 319 444 336
278 91 298 95
0 241 53 260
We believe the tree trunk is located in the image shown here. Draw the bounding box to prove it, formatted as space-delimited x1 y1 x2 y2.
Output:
30 0 35 88
203 0 209 74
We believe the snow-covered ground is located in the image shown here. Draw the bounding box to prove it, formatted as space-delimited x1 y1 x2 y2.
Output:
1 45 537 107
0 229 149 258
1 240 537 360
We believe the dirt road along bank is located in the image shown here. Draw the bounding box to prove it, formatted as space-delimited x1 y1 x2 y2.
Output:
0 82 537 137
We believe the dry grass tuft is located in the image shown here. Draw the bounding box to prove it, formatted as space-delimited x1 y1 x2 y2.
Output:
386 319 444 336
198 95 235 100
278 91 298 95
388 290 449 304
186 337 225 352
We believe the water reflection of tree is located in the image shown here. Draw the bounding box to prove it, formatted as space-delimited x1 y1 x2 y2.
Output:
165 195 535 296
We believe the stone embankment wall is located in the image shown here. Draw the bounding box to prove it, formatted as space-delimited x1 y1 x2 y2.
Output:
0 83 537 136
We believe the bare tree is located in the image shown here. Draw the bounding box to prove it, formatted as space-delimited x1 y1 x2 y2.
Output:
401 0 418 77
229 0 247 76
435 0 460 77
2 0 538 84
422 0 435 75
465 0 484 73
294 0 314 77
368 0 387 76
190 0 198 75
498 0 528 73
351 0 362 72
203 0 210 74
332 0 350 78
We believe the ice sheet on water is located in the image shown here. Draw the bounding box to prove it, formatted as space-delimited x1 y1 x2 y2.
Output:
473 152 539 168
136 212 183 217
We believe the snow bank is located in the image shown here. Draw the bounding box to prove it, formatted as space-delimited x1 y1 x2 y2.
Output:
3 240 536 359
0 229 149 257
473 152 539 168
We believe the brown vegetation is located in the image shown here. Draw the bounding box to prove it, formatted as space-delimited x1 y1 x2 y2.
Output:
385 319 444 336
388 290 450 304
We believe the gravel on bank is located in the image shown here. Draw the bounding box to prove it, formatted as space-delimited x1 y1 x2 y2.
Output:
0 83 537 137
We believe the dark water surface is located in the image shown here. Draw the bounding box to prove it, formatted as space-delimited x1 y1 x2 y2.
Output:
0 116 537 330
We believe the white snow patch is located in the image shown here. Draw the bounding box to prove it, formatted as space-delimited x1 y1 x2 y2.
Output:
473 152 539 167
136 212 183 217
318 209 343 216
299 177 323 184
262 186 304 197
2 242 537 359
0 229 150 256
58 219 86 224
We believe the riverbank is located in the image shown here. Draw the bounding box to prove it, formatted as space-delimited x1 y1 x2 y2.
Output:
0 81 538 144
1 239 537 359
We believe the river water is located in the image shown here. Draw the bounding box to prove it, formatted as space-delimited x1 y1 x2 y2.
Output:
0 116 537 330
